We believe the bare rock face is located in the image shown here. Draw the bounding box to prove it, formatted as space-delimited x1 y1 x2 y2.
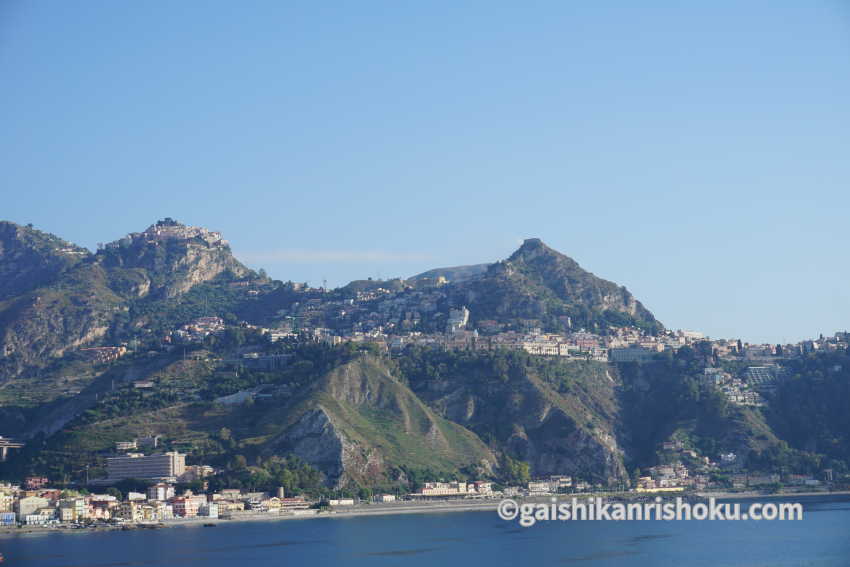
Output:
264 356 496 488
275 406 392 488
98 219 249 298
406 355 629 485
279 408 348 484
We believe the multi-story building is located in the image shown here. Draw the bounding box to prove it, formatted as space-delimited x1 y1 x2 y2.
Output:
179 465 214 483
417 481 469 496
106 452 186 482
57 498 89 522
609 346 656 363
198 502 219 518
447 307 470 333
171 496 204 518
527 481 552 495
16 496 49 517
24 476 49 490
115 441 138 451
147 483 175 501
117 501 146 522
0 491 14 513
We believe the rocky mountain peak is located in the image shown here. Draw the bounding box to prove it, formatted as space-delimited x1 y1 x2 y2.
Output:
507 238 577 267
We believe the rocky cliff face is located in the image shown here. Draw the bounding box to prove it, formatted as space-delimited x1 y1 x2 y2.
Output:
265 356 496 487
97 219 248 298
402 353 629 484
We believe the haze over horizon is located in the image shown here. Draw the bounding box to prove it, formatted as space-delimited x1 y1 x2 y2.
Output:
3 1 849 344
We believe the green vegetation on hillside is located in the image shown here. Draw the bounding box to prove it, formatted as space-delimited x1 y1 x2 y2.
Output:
766 350 850 475
617 347 822 475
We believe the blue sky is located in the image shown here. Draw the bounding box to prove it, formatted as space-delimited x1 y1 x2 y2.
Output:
2 1 849 344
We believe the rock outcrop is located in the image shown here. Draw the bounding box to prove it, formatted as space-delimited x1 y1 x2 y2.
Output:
403 352 629 484
265 355 496 487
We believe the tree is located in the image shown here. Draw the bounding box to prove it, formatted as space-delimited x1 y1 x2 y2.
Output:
229 455 248 471
501 456 531 485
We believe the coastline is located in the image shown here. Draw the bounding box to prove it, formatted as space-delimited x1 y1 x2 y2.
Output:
3 490 849 538
0 499 504 537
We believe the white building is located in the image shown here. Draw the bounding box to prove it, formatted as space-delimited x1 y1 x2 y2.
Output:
106 452 186 482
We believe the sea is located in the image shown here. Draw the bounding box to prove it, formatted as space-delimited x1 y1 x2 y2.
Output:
3 496 849 566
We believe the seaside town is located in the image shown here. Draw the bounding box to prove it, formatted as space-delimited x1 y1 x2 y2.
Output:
0 223 847 531
0 279 844 531
3 0 849 563
0 443 838 531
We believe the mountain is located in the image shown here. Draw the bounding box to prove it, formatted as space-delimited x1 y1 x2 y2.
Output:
0 219 249 382
96 218 248 299
448 238 661 333
0 220 840 495
0 221 90 301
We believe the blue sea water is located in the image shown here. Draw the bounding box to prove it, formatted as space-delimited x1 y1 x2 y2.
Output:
3 497 850 567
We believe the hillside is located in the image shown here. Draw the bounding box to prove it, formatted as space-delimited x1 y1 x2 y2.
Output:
8 348 495 490
263 355 496 487
399 348 628 484
766 351 850 469
447 238 662 334
0 219 250 383
409 263 489 283
0 221 90 301
616 350 792 473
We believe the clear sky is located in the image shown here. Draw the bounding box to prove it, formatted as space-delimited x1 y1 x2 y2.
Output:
2 1 849 344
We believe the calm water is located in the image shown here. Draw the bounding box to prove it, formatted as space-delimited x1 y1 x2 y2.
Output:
3 497 850 566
